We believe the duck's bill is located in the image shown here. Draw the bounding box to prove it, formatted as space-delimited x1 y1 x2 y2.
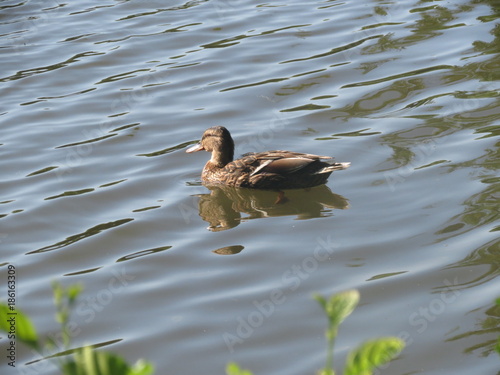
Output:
186 143 204 153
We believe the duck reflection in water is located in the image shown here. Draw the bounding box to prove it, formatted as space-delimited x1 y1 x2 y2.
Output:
193 184 349 232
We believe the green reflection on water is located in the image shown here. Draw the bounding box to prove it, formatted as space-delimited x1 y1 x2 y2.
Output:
442 239 500 356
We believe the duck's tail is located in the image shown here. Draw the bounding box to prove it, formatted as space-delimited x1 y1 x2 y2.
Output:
316 162 351 174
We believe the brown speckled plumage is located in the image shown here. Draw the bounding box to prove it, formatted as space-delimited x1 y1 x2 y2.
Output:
186 126 350 189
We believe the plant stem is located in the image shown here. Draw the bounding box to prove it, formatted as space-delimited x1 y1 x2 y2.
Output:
325 334 335 374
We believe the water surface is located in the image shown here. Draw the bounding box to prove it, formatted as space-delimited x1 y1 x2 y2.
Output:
1 1 499 374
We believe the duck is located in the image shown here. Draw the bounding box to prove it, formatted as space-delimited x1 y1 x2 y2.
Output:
186 126 350 190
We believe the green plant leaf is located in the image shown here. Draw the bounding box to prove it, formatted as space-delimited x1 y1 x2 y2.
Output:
68 346 132 375
56 310 68 325
62 347 155 375
317 369 335 375
344 337 405 375
314 294 328 312
129 359 155 375
0 303 39 349
314 290 360 329
226 362 253 375
67 284 84 305
52 281 64 306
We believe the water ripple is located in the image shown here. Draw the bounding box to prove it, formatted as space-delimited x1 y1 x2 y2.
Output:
27 218 134 254
2 1 499 374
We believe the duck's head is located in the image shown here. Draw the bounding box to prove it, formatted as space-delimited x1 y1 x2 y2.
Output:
186 126 234 166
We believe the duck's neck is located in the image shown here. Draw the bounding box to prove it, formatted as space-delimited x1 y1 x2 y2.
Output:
210 148 233 168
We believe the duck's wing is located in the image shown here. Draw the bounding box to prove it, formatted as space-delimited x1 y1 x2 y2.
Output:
247 151 333 177
250 157 317 176
243 150 332 160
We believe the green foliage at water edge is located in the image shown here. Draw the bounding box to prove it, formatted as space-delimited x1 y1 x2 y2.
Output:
0 281 154 375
